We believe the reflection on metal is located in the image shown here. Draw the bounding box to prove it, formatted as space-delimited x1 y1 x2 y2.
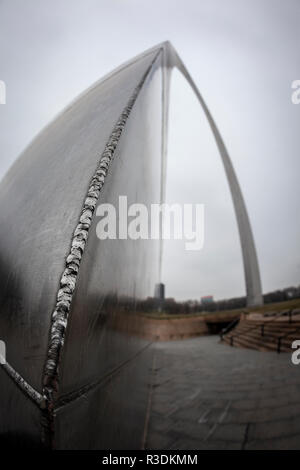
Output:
0 42 262 449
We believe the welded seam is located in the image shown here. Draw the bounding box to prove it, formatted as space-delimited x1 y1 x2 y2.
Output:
141 353 157 449
41 50 162 444
1 361 45 409
55 341 153 411
241 422 250 450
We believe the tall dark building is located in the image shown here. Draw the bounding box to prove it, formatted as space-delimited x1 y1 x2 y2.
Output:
154 283 165 300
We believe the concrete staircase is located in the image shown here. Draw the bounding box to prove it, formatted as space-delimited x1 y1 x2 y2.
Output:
221 316 300 352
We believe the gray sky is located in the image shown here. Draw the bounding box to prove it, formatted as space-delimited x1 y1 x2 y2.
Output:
0 0 299 301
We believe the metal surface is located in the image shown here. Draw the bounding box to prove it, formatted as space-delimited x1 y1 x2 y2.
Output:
0 42 262 449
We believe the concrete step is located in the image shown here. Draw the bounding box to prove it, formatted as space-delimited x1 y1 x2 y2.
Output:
226 334 275 352
239 328 294 344
222 320 300 352
223 333 292 352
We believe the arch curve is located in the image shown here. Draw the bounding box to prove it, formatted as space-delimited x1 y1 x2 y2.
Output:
159 41 263 307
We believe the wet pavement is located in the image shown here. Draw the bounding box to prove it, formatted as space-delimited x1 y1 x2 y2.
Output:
146 335 300 450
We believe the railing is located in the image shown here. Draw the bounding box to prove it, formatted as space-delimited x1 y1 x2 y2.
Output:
224 309 299 347
277 325 300 353
220 317 240 340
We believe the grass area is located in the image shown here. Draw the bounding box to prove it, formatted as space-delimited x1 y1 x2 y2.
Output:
141 311 205 320
244 298 300 313
141 298 300 321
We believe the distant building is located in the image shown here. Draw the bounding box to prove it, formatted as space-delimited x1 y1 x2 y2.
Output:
154 283 165 312
201 295 214 306
154 283 165 300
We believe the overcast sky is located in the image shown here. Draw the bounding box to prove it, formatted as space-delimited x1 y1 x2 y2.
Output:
0 0 299 301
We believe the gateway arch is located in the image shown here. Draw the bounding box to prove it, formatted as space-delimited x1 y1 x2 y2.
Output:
161 41 263 308
0 42 262 448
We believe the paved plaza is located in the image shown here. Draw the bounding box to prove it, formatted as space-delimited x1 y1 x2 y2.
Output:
146 336 300 450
